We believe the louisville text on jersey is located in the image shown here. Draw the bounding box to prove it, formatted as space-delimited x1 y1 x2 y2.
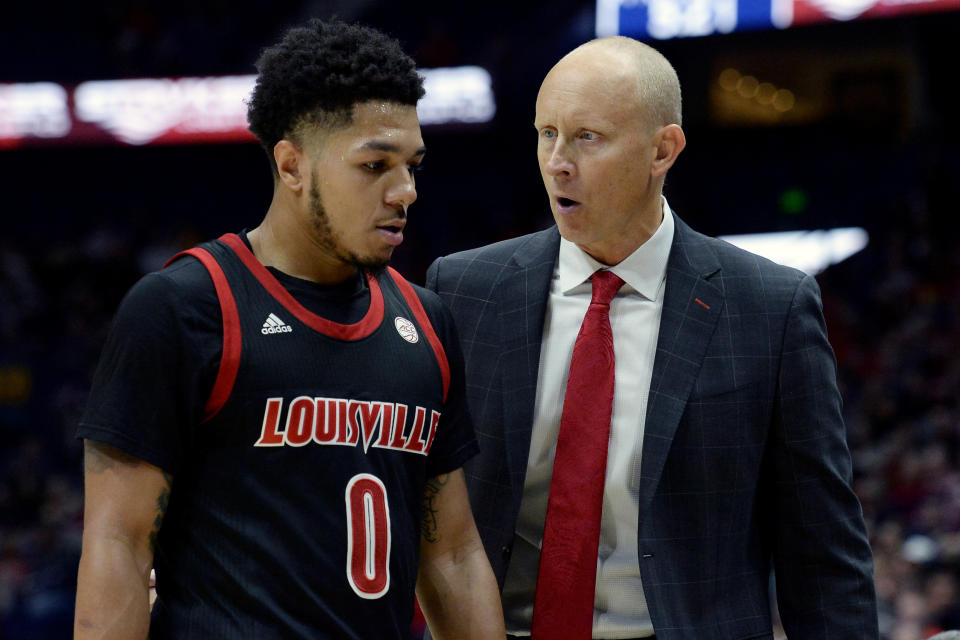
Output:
255 396 440 456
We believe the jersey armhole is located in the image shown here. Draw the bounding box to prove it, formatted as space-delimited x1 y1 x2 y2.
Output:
386 267 451 403
164 248 241 423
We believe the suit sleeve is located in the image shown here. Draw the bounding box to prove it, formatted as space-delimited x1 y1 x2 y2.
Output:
413 272 480 478
771 274 879 637
425 256 443 294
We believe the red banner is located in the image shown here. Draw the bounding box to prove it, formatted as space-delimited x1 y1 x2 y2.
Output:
790 0 960 24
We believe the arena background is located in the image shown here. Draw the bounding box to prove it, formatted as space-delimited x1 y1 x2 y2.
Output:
1 1 958 638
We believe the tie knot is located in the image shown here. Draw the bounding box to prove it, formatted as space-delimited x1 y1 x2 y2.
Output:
589 270 624 305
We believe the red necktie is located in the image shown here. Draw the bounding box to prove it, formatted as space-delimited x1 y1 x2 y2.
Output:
532 269 625 640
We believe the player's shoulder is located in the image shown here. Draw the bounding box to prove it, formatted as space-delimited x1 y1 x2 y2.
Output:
115 251 219 326
144 252 218 299
391 273 449 323
384 270 460 350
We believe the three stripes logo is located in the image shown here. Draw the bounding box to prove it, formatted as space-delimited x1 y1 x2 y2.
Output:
261 313 292 335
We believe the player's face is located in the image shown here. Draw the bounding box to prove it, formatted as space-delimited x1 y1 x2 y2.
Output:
535 52 662 266
306 101 425 270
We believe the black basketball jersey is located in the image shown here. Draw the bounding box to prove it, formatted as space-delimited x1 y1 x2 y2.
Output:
133 234 475 639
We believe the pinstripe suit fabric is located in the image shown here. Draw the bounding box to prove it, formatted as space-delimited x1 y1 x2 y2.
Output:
425 214 878 639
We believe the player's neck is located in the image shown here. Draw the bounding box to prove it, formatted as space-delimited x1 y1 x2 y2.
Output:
248 204 359 286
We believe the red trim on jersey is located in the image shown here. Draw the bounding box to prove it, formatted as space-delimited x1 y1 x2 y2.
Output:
163 248 241 423
386 267 451 403
219 233 384 341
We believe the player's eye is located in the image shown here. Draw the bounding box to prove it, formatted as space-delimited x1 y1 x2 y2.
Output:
363 160 386 172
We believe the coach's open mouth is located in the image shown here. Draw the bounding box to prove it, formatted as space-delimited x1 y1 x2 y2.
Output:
556 197 581 214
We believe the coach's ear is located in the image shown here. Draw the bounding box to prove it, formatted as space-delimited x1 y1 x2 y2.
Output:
651 124 685 177
274 140 304 193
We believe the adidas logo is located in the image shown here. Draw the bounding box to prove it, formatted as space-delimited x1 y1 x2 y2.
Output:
261 313 292 335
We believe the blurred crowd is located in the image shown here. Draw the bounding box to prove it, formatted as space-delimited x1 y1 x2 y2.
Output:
821 162 960 640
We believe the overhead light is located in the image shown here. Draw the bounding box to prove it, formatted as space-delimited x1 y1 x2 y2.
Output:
1 66 496 148
719 227 869 274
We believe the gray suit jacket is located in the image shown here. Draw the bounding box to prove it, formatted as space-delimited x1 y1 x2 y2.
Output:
425 214 878 639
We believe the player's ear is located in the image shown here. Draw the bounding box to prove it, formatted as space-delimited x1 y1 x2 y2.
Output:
274 140 304 192
651 124 685 177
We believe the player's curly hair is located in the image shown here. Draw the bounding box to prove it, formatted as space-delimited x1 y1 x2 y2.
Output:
247 19 425 173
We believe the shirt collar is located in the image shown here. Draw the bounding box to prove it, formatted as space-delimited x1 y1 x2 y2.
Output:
557 197 675 301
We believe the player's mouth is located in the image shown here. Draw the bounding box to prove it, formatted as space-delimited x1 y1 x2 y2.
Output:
376 219 406 246
555 196 581 215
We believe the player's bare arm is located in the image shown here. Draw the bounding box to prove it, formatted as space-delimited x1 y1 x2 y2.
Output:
420 472 449 543
75 440 172 640
416 468 505 639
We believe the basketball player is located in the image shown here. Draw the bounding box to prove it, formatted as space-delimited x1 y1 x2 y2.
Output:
73 19 504 639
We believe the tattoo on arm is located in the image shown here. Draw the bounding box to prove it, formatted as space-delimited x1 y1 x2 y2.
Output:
83 440 174 553
421 474 449 543
149 472 173 554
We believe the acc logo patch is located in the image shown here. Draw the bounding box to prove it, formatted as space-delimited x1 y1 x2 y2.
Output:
394 316 419 343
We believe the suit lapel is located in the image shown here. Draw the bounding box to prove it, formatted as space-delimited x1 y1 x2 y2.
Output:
484 220 721 513
639 215 723 515
497 227 560 484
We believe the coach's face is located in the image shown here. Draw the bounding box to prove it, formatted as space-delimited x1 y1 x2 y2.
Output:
304 100 425 270
535 48 677 265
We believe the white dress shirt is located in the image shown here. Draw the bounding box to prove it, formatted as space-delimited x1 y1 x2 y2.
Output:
501 202 674 638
